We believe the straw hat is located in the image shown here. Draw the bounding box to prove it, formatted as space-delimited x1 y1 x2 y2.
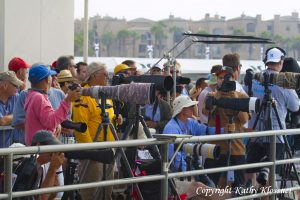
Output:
57 70 76 83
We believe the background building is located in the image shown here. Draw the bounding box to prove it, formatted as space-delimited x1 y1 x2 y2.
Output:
74 12 300 60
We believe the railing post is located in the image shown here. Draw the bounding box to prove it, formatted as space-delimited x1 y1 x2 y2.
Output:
161 143 169 200
270 134 276 200
4 153 13 200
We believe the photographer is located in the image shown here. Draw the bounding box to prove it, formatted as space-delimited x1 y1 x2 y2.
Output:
222 53 246 94
163 96 207 173
141 90 172 134
203 66 249 188
246 48 300 188
72 62 121 200
31 130 65 200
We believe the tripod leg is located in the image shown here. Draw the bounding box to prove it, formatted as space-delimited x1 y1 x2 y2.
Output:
106 123 144 200
139 115 181 199
273 103 300 185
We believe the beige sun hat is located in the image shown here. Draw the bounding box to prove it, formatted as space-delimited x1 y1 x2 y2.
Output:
57 70 76 83
84 62 106 82
0 71 24 87
172 95 198 118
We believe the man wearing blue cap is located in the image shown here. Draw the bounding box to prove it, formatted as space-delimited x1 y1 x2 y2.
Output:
24 64 81 146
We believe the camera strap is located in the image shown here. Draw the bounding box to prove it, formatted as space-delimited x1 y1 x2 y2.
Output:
215 113 221 134
174 117 190 135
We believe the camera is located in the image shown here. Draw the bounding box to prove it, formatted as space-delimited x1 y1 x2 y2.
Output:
247 69 300 90
111 74 173 92
182 143 220 159
80 83 156 104
68 83 80 91
61 120 87 133
65 149 114 164
256 156 269 185
205 96 260 113
218 73 236 92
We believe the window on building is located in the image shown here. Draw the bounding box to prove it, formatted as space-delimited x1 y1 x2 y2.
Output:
286 26 290 31
267 25 272 31
246 23 256 32
139 44 147 53
213 28 224 35
298 24 300 33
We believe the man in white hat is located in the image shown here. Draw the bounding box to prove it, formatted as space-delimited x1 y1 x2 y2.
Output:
163 96 207 172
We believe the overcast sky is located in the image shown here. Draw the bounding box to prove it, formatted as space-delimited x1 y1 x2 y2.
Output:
74 0 300 21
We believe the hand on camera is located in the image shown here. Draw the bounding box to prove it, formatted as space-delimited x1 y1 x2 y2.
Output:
49 152 65 171
114 114 123 125
146 120 157 128
65 87 81 103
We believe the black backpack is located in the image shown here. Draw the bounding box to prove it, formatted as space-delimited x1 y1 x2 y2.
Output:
13 155 39 196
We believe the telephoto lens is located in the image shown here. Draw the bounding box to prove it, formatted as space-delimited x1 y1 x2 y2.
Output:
256 167 270 185
183 143 220 159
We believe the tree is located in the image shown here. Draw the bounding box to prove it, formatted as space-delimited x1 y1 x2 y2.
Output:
117 29 130 57
101 32 115 57
74 30 83 56
129 31 140 57
151 21 167 57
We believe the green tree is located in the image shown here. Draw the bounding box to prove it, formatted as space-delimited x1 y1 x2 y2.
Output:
101 32 115 57
74 30 83 56
291 36 300 59
129 31 140 57
117 29 130 57
151 21 167 57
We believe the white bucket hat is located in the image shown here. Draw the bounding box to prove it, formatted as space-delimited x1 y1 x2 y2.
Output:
172 96 198 118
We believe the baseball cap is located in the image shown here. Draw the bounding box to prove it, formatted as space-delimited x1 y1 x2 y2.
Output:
28 64 57 84
172 96 198 118
8 57 31 71
31 130 61 146
151 64 163 71
84 62 106 82
0 71 24 87
205 73 217 85
265 48 285 64
215 66 234 76
114 64 134 75
57 70 76 83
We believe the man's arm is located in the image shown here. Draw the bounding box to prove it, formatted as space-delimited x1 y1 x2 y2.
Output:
40 153 65 200
285 89 300 112
0 114 13 126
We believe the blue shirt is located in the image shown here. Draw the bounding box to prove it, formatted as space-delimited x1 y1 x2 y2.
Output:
143 104 161 122
12 88 65 144
0 95 22 147
163 117 207 172
247 69 300 142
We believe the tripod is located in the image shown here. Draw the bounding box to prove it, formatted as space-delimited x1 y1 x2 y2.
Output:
106 103 180 199
62 159 81 200
78 92 144 200
251 74 300 199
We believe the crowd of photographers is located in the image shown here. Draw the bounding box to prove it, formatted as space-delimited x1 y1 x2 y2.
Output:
1 46 300 199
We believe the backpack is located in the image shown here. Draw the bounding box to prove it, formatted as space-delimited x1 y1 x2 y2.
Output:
13 155 39 194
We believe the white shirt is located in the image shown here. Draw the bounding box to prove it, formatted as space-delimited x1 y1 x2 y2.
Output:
198 86 214 124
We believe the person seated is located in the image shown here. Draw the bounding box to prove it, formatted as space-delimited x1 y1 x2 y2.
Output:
163 96 207 173
31 130 65 200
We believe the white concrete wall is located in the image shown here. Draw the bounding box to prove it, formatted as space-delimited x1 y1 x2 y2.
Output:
0 0 74 71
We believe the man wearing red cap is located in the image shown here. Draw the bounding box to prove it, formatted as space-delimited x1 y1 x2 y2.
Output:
8 57 31 91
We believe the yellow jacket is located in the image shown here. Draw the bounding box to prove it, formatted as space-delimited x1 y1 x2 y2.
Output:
72 84 115 143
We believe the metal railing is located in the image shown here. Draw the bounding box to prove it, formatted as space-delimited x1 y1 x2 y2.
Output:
0 128 300 199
